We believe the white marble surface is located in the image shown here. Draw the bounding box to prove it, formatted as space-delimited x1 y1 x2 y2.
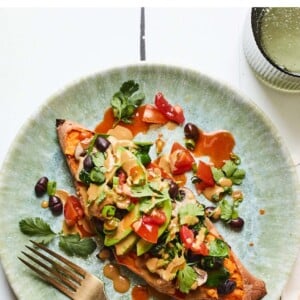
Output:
0 7 299 300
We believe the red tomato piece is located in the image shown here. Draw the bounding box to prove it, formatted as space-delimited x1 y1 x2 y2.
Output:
64 195 85 227
146 162 173 180
143 209 166 226
191 242 209 256
132 218 159 244
154 92 185 125
196 161 215 187
179 225 194 249
142 104 168 124
169 142 195 175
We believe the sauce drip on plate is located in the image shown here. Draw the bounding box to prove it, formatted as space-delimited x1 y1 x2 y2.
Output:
193 129 235 167
95 106 150 137
103 263 130 293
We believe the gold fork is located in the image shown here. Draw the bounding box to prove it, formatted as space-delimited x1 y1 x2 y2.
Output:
19 240 107 300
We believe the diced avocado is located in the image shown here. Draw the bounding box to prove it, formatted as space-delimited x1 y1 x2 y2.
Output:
115 232 139 256
104 203 140 247
136 199 172 256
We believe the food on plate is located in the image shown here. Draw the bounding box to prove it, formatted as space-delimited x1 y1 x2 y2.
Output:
54 81 266 299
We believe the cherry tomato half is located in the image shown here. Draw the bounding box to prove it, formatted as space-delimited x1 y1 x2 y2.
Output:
154 93 185 125
179 225 194 249
142 104 168 124
64 195 85 227
169 142 195 175
132 218 159 244
143 209 167 226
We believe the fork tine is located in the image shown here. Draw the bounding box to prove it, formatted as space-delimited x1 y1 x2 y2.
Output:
25 245 82 285
30 240 86 276
18 256 74 299
21 250 78 291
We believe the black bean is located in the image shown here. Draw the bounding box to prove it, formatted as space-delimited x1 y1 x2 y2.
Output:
95 136 111 152
184 123 200 142
34 176 49 197
186 251 202 264
229 217 244 230
168 180 179 199
48 195 63 215
83 155 94 172
217 279 236 294
92 217 104 233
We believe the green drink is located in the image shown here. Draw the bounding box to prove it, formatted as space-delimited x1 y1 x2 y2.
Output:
260 8 300 75
243 7 300 91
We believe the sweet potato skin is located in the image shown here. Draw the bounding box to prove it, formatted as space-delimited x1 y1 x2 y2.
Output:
115 222 267 300
56 120 267 300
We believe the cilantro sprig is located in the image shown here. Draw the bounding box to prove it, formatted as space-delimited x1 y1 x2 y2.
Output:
177 264 197 294
19 217 96 258
19 217 56 244
111 80 145 124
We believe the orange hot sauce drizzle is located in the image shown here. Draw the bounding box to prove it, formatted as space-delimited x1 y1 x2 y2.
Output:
95 106 150 137
95 106 235 168
193 129 236 168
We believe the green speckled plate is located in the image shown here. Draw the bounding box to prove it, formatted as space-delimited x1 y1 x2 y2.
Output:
0 64 299 300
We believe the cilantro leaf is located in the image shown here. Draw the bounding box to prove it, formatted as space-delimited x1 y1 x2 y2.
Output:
178 203 204 225
59 234 97 258
222 160 237 177
209 239 230 257
230 168 246 185
111 80 145 124
219 200 240 222
19 217 56 244
206 267 230 287
177 265 197 294
211 167 224 183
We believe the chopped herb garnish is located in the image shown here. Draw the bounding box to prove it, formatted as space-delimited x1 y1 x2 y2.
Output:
178 203 204 225
177 264 197 294
222 160 237 177
19 217 97 258
111 80 145 124
206 267 230 287
58 234 97 258
209 239 230 257
19 217 56 244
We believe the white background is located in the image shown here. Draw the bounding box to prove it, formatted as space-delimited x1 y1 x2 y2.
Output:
0 7 299 299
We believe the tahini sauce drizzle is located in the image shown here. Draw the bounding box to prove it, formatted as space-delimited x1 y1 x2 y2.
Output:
103 263 130 293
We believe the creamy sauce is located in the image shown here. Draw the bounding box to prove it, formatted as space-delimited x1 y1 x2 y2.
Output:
103 263 130 293
97 248 111 260
203 185 224 201
193 130 235 168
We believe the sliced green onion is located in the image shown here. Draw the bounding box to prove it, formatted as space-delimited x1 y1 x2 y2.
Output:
47 181 57 196
101 205 116 219
90 168 105 184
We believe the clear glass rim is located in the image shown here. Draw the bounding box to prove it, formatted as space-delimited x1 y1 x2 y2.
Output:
251 7 300 79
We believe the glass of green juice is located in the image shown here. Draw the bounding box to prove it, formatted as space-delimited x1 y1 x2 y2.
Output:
243 7 300 91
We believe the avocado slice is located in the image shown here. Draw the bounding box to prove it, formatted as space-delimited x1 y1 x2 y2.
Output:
136 199 172 256
104 203 140 247
115 232 139 256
